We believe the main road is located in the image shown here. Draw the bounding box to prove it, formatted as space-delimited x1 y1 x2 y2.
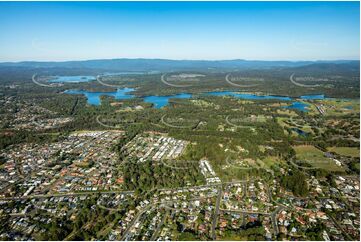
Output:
211 186 222 240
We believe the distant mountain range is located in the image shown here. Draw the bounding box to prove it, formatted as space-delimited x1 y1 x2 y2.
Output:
0 58 359 72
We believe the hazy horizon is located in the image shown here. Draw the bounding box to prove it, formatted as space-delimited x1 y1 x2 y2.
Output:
0 57 360 64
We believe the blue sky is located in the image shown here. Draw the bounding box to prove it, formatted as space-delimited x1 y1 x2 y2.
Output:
0 1 359 61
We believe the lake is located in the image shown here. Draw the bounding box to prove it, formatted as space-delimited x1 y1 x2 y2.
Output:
65 89 192 107
283 102 310 112
300 94 325 100
48 73 152 83
291 128 309 136
64 88 322 112
64 88 135 105
206 91 292 101
49 75 96 83
144 93 192 108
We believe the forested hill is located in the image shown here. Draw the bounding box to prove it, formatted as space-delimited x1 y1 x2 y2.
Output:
286 61 360 75
0 58 358 72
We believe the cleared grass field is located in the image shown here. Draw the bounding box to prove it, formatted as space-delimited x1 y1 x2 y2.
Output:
327 147 360 158
293 145 345 172
276 109 298 117
262 156 285 169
